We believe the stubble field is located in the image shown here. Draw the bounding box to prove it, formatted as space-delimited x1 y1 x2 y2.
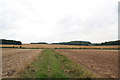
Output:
0 44 119 49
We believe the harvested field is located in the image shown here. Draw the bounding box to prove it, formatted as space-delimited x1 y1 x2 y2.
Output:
2 48 42 78
56 49 118 78
0 44 119 49
1 46 119 78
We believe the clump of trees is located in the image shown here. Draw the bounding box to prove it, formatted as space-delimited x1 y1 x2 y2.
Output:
52 41 91 46
0 39 22 45
31 42 48 44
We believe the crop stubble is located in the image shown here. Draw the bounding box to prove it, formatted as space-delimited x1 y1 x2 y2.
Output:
0 44 118 49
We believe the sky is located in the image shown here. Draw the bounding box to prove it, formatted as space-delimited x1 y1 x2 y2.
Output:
0 0 119 43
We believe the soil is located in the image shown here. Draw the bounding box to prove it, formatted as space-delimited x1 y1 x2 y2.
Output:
2 48 42 78
56 49 118 78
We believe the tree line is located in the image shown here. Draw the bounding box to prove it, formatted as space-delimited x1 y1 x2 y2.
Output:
0 39 22 45
52 40 120 46
31 42 48 44
52 41 91 46
0 39 119 45
92 40 120 45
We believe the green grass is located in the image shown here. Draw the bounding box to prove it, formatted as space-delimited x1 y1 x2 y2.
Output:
19 49 95 78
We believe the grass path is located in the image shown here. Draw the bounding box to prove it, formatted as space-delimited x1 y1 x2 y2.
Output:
20 49 95 78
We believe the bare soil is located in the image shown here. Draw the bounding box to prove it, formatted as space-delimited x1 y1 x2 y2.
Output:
56 49 118 78
2 48 42 78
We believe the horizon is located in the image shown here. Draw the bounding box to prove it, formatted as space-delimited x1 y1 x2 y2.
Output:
0 0 119 43
22 39 120 44
0 38 119 44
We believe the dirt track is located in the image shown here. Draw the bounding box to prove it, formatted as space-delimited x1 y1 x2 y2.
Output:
2 48 42 78
56 49 118 78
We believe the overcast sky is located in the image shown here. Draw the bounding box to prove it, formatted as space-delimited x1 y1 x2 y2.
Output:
0 0 119 43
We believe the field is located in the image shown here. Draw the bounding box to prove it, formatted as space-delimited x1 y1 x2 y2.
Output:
56 49 118 78
19 49 95 78
0 44 119 49
2 48 42 78
1 44 119 78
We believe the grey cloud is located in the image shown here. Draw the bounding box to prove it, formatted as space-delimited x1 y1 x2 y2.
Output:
0 0 118 43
